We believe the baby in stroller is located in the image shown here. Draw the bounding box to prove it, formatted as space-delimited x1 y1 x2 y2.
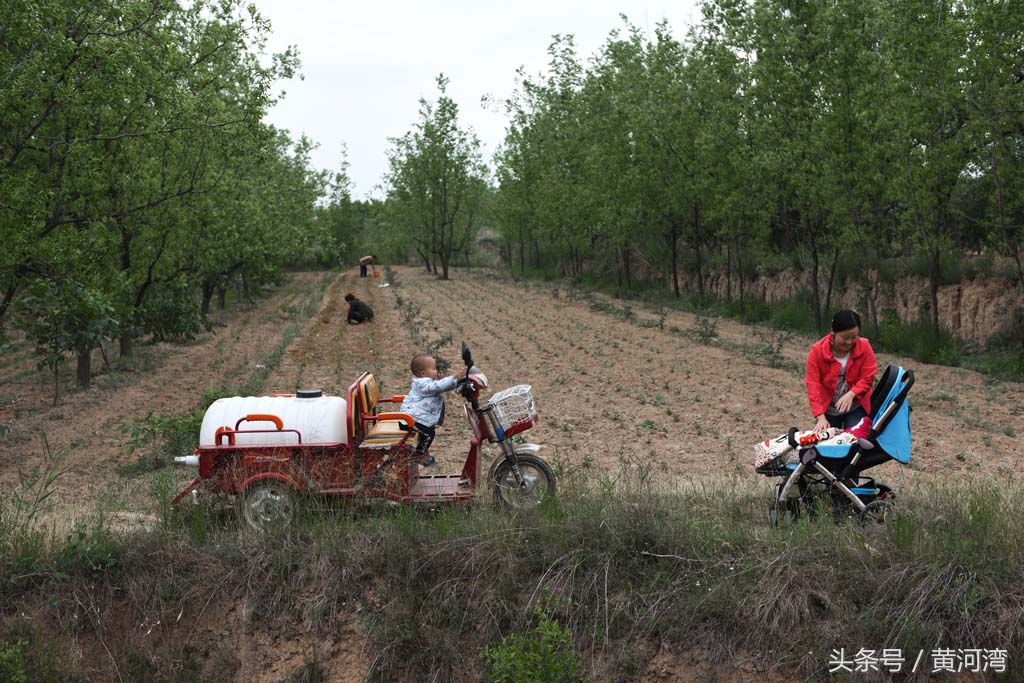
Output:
754 365 915 524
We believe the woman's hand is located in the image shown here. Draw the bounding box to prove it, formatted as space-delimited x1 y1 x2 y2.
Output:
834 391 856 414
814 414 830 432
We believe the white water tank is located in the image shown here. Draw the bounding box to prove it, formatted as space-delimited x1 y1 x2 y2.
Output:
199 394 348 447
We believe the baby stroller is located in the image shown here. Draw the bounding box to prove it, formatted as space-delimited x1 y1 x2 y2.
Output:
756 365 914 525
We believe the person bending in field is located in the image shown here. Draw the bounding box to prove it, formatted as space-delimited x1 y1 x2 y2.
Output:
344 293 374 324
399 354 460 467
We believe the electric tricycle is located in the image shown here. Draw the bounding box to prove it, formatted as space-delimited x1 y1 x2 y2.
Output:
172 343 555 531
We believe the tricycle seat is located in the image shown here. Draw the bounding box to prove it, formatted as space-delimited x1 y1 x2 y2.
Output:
347 372 414 449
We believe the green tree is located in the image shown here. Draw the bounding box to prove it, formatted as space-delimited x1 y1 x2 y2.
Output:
385 75 488 279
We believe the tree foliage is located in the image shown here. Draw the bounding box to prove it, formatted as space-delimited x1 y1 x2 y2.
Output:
0 0 332 397
492 0 1024 342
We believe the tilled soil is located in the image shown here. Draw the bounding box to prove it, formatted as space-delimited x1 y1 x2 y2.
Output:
2 265 1021 522
383 266 1024 487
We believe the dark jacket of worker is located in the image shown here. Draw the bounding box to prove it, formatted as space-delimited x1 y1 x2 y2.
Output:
344 294 374 324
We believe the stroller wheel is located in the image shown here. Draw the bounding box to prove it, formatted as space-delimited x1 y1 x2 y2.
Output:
768 498 801 527
876 484 896 503
860 499 896 525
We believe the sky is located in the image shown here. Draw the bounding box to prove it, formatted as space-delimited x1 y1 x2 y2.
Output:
253 0 703 200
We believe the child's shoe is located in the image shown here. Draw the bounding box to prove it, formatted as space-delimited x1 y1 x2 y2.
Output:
418 455 436 467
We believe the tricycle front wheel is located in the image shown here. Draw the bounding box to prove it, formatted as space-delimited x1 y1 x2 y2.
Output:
492 454 555 510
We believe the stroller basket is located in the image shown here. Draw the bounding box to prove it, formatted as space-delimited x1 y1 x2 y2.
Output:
488 384 537 438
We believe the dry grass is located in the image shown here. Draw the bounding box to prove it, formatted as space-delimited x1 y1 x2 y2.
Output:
2 462 1023 681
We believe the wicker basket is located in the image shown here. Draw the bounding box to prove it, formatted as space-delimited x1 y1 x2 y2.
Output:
488 384 537 433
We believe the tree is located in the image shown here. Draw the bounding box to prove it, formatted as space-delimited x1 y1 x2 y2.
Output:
385 75 488 279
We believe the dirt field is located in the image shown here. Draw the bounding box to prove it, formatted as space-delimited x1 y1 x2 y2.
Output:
377 266 1024 487
1 265 1022 518
2 265 1022 680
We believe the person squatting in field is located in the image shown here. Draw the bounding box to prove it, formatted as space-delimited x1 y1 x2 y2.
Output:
399 354 460 467
344 293 374 324
806 309 878 431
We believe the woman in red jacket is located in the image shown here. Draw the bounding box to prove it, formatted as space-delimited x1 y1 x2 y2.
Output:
806 309 878 431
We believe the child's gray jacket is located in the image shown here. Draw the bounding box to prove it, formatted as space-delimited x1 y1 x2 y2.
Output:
400 376 457 427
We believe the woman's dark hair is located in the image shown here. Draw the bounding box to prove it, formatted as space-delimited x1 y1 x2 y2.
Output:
831 309 862 333
344 293 355 302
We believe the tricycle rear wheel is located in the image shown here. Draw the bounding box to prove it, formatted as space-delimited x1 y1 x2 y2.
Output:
492 454 555 509
241 481 296 533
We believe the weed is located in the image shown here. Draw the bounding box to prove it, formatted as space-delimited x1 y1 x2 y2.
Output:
0 640 28 683
119 411 204 475
694 314 718 343
746 329 792 369
484 608 584 683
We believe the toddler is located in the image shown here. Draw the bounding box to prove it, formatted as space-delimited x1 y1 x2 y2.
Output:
400 354 460 466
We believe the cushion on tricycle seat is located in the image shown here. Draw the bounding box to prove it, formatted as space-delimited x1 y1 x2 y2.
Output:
360 420 410 448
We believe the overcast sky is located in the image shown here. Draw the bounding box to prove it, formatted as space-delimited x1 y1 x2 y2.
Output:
253 1 703 199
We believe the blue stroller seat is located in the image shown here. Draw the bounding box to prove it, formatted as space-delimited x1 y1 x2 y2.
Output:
763 365 914 524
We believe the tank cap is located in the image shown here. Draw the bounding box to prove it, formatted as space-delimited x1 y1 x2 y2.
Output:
296 388 323 399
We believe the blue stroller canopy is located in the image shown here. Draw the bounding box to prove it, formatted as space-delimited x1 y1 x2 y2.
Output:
872 366 913 464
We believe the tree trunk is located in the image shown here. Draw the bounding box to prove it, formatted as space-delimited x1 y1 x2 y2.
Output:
693 203 704 297
622 245 632 289
120 335 133 357
201 280 215 316
670 220 680 298
76 349 91 388
809 228 822 331
823 247 839 319
929 247 941 338
1011 241 1024 297
736 237 746 313
242 273 252 303
725 242 733 303
217 286 227 310
52 365 60 406
695 245 704 298
0 281 17 324
518 239 525 274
